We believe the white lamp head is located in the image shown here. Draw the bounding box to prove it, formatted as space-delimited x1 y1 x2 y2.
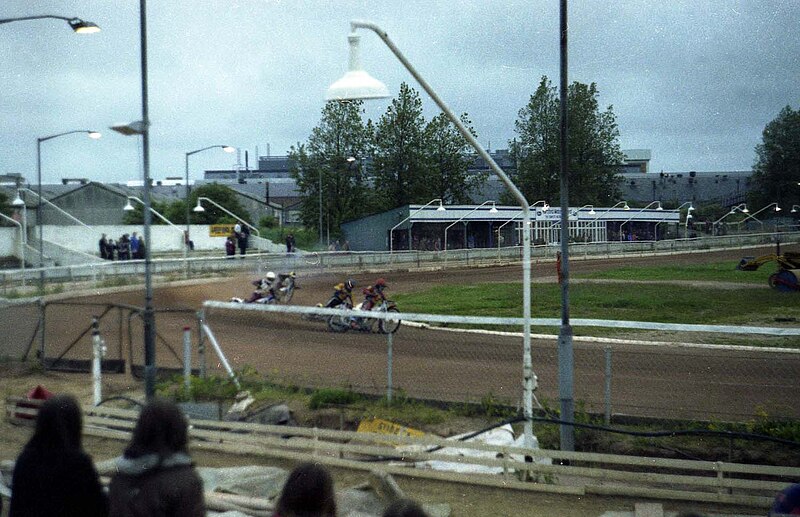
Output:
326 33 390 101
687 213 693 219
123 200 135 211
623 203 630 210
88 131 102 140
436 202 446 212
541 204 549 212
222 146 235 153
489 203 498 214
741 205 749 213
588 208 596 215
655 201 663 210
12 191 25 207
774 204 782 212
193 201 205 213
69 18 101 33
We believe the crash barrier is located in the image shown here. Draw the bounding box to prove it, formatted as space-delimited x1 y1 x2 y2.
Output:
74 405 798 508
1 231 797 294
199 301 800 424
2 300 202 380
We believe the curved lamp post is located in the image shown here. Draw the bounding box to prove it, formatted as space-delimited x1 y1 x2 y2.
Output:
580 201 629 241
444 201 497 254
735 202 781 232
0 15 100 33
327 20 537 449
389 198 445 254
712 203 748 235
193 197 260 236
496 201 548 253
185 145 235 248
9 197 26 280
618 201 662 241
124 196 185 257
37 130 101 292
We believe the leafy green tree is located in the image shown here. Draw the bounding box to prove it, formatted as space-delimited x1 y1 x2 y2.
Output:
750 105 800 208
373 83 429 208
422 113 485 203
188 183 249 224
121 184 246 225
289 100 373 238
509 76 623 206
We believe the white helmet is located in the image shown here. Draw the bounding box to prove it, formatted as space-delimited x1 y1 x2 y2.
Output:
265 271 276 281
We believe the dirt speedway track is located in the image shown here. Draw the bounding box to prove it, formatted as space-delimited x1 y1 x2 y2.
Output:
37 246 800 422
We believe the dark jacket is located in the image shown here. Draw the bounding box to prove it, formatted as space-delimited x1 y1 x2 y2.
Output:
9 447 108 517
108 453 204 517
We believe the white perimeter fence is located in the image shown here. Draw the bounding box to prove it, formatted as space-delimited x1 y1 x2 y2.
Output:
1 231 797 295
194 301 800 424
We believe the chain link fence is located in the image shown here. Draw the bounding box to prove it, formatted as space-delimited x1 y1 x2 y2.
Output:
198 302 800 424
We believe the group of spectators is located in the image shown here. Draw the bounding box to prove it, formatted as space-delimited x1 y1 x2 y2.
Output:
98 233 145 261
7 394 434 517
226 223 250 258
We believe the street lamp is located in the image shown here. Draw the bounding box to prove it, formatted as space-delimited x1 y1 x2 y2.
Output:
618 201 662 241
791 205 800 214
734 202 781 232
185 145 235 248
37 130 101 292
17 187 93 229
496 201 548 253
712 203 748 235
193 197 260 236
0 15 100 33
389 198 445 254
443 201 497 253
327 20 537 448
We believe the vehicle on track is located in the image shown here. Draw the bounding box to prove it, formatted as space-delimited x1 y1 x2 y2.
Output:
326 299 401 334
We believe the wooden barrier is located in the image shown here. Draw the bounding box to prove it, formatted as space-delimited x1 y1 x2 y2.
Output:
78 405 794 509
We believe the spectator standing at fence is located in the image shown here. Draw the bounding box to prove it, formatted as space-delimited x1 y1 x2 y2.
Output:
99 233 108 259
130 232 140 258
108 399 205 517
225 235 236 258
9 394 108 517
286 233 295 253
274 462 337 517
106 238 117 260
117 234 131 260
137 237 147 260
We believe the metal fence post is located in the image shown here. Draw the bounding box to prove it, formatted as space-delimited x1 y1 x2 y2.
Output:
197 311 207 378
183 325 192 397
604 346 613 425
92 317 104 407
386 331 393 404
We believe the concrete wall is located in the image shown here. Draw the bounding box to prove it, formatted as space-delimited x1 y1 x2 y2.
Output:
42 225 231 255
0 227 19 256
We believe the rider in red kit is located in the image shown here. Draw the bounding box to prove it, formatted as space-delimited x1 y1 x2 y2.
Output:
361 278 388 312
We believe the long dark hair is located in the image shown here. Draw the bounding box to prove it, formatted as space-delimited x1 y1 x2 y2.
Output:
124 398 189 459
26 394 83 452
276 462 337 517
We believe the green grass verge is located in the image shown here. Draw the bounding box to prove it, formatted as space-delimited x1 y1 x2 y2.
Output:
392 266 800 347
575 260 775 283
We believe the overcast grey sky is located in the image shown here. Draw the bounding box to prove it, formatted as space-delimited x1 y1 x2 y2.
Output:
2 0 798 185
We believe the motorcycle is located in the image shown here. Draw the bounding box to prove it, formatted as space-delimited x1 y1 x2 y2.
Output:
326 299 401 334
230 272 298 304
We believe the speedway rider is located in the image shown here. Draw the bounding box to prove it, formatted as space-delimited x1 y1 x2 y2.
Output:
325 279 356 309
361 278 388 312
245 271 278 303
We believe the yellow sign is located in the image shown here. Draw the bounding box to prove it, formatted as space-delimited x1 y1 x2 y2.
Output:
210 224 236 237
357 417 426 438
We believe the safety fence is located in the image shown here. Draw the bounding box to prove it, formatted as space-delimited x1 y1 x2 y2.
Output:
194 302 800 424
1 231 796 295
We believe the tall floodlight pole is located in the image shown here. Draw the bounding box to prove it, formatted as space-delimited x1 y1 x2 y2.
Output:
0 15 100 32
36 130 101 294
557 0 575 452
185 145 234 248
327 20 536 449
139 0 156 400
